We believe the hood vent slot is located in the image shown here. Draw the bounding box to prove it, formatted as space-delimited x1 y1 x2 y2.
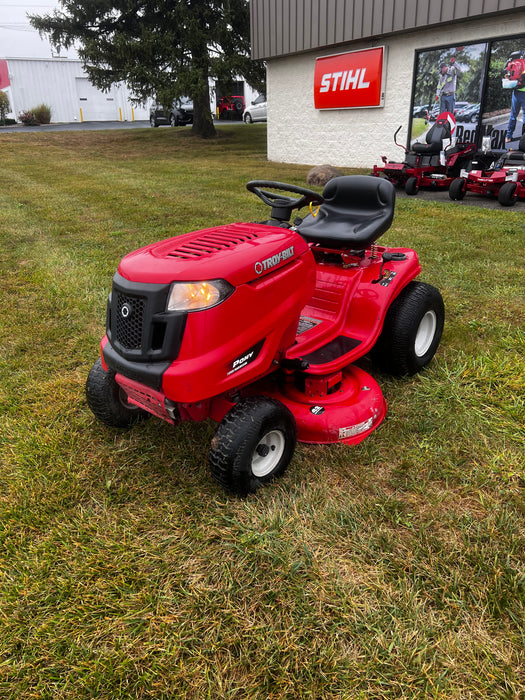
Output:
167 228 259 260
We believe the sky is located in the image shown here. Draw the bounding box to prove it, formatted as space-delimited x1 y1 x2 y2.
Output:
0 0 77 58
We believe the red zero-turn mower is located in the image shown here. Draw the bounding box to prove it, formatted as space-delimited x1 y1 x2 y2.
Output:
372 112 476 195
449 135 525 206
86 176 445 496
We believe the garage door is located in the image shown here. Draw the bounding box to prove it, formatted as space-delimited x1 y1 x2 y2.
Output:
76 77 118 121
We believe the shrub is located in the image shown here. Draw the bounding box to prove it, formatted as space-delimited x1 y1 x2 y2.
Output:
0 90 10 125
19 104 52 126
32 103 52 124
19 110 39 126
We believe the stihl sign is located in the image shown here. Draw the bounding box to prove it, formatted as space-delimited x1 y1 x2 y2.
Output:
314 47 384 109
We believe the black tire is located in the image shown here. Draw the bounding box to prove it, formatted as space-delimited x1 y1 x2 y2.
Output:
233 99 244 113
243 112 253 123
371 281 445 376
150 116 158 128
405 177 419 195
85 358 150 428
498 181 517 207
449 177 466 200
209 397 297 496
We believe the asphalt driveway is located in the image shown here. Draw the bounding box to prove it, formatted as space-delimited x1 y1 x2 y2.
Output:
0 120 245 133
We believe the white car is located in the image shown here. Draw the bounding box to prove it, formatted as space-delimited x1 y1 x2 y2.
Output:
243 95 267 123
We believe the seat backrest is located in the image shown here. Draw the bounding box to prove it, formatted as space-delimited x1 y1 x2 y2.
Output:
501 134 525 166
298 175 395 250
427 117 452 146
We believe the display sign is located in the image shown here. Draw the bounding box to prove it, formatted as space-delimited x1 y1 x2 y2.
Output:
410 35 525 153
314 47 384 110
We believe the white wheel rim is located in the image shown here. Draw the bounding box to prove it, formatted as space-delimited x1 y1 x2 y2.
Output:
415 310 437 357
251 430 285 478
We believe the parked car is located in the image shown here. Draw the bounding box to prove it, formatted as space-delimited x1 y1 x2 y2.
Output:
412 104 428 119
456 103 480 122
427 101 469 121
217 95 245 120
453 101 470 115
243 94 267 123
150 97 193 127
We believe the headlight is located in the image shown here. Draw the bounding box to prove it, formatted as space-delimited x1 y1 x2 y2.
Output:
166 279 233 312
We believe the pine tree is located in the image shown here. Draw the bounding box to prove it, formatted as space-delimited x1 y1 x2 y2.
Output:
30 0 265 137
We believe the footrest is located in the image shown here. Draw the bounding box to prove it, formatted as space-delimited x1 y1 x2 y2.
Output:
302 335 361 366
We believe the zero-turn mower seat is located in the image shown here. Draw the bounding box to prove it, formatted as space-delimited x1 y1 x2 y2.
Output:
502 134 525 165
298 175 395 250
412 116 452 155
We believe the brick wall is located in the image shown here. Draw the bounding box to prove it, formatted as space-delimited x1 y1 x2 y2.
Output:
266 12 525 168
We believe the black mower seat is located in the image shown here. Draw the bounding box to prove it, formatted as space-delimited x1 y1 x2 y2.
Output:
298 175 395 250
412 117 452 155
502 134 525 164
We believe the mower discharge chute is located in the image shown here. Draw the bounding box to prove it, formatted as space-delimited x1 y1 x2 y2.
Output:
372 112 476 195
86 176 445 496
449 134 525 206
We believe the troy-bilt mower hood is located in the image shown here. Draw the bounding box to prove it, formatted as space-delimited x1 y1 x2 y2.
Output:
117 223 310 286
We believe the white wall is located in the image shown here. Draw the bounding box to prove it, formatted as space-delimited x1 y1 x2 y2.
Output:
267 11 525 168
5 58 150 122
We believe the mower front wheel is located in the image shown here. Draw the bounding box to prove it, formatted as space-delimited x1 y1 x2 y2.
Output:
209 397 297 496
405 177 419 195
371 281 445 376
85 358 150 428
449 177 466 200
498 181 518 207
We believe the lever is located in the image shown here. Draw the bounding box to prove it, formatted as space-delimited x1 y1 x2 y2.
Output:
372 251 407 284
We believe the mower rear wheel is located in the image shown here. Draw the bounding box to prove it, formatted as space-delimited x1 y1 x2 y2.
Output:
498 181 517 206
209 397 297 496
86 358 150 428
449 177 466 200
371 281 445 376
405 177 419 195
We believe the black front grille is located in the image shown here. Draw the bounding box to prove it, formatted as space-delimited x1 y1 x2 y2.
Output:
106 272 187 365
115 292 146 350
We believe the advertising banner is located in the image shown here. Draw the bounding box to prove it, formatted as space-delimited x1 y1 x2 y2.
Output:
314 47 384 110
410 35 525 153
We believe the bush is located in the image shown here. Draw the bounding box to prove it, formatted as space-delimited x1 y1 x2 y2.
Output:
19 110 39 126
19 104 52 126
32 103 52 124
0 90 10 125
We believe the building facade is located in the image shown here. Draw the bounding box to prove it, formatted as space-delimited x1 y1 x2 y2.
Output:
1 58 148 123
250 0 525 167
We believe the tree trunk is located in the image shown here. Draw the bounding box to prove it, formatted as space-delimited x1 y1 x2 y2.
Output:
190 29 216 139
192 83 216 138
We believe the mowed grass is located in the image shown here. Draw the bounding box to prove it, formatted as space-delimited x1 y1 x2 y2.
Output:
0 124 524 699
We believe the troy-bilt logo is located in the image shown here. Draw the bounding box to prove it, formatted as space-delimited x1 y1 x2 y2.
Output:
254 245 294 275
314 47 384 110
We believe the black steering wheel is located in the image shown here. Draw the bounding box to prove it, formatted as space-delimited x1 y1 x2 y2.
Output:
246 180 324 212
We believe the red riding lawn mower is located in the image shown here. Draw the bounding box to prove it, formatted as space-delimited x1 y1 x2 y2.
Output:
217 95 245 120
86 176 445 496
449 134 525 206
372 112 476 195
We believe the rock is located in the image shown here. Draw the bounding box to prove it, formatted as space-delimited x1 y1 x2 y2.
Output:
306 164 344 187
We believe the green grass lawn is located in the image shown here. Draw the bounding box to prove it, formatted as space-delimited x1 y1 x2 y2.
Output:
0 124 524 699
